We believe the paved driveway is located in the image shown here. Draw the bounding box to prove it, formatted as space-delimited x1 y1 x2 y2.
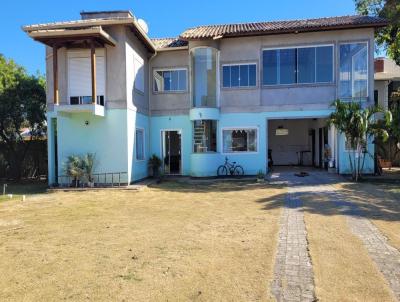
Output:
267 169 400 302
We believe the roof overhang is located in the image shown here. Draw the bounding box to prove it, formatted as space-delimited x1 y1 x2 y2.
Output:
27 26 117 47
22 17 156 53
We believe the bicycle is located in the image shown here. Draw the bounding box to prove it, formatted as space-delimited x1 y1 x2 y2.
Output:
217 157 244 177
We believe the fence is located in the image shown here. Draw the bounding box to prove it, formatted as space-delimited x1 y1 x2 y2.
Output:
57 172 128 188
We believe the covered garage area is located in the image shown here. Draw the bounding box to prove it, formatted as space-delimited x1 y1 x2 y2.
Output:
268 118 331 168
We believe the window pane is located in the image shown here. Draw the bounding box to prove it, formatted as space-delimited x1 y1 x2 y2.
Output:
223 129 257 152
223 66 231 87
171 70 179 91
191 48 217 107
280 49 296 84
231 65 240 87
249 64 256 86
316 46 333 83
163 71 171 91
193 120 217 153
136 129 144 160
339 43 368 98
298 47 315 83
178 70 186 90
240 65 249 86
263 50 278 85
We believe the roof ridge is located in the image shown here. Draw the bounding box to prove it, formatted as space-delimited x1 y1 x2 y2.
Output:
181 14 380 31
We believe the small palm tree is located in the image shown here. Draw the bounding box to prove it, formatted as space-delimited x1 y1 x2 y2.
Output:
82 153 96 186
64 155 85 187
328 100 391 181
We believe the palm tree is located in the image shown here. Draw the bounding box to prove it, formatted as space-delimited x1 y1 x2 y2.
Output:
328 100 391 181
64 155 85 187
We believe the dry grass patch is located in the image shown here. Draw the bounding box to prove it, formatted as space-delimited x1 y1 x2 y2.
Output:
338 182 400 251
303 192 395 302
0 181 284 301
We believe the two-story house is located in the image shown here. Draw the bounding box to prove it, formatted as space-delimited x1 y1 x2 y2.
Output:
22 10 387 185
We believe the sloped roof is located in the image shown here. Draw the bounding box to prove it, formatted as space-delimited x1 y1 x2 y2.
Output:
151 38 188 49
180 15 387 40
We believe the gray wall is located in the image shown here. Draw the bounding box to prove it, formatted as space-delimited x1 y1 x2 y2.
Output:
149 50 190 115
45 25 151 113
149 27 375 115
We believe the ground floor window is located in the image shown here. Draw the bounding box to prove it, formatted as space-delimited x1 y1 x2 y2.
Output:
193 120 217 153
223 128 257 153
136 128 145 160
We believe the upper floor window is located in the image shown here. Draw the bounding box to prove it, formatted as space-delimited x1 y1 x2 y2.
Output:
153 69 187 92
222 64 256 88
339 42 368 99
191 47 218 107
67 49 106 106
262 45 333 86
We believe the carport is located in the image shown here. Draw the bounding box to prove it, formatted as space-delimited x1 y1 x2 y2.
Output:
268 118 333 168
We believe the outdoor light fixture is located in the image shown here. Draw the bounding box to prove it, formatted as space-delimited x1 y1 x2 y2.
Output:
85 120 89 126
276 126 289 136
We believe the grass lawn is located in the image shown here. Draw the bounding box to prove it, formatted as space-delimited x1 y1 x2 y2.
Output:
0 181 284 301
303 192 395 302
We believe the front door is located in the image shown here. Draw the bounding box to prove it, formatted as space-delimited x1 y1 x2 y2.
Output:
162 130 182 175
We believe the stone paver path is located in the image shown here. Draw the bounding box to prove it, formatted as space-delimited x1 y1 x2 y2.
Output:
270 173 315 302
269 170 400 301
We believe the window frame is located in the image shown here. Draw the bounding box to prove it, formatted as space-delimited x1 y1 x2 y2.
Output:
153 67 188 94
67 49 107 106
261 43 335 87
221 62 258 89
221 126 259 154
338 41 369 100
135 127 145 161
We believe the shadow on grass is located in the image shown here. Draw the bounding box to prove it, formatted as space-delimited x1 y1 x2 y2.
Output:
148 179 286 193
254 173 400 222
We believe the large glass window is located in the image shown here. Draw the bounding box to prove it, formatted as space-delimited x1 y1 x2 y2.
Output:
191 48 218 107
262 45 333 85
339 42 368 99
223 128 257 153
193 120 217 153
222 64 257 88
154 69 187 92
136 128 145 160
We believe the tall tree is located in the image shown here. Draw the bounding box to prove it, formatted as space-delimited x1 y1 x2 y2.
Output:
0 54 46 179
355 0 400 64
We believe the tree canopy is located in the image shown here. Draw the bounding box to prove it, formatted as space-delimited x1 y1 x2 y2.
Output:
0 54 46 179
355 0 400 64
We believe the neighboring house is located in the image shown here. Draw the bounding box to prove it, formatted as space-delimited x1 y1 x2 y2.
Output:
22 10 387 185
374 57 400 110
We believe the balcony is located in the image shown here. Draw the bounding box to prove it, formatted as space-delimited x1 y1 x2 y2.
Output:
55 96 105 117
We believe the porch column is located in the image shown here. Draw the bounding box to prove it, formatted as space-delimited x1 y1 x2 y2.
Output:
328 125 336 167
52 45 59 105
90 41 97 104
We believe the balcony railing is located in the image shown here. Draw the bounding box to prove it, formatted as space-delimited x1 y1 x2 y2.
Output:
69 95 104 106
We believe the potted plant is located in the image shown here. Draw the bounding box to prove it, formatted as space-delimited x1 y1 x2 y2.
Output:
64 155 84 187
82 153 96 187
256 169 265 182
148 154 162 178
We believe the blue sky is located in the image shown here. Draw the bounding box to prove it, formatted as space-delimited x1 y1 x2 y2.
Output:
1 0 359 75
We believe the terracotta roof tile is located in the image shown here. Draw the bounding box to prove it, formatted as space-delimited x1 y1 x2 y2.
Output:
179 15 387 39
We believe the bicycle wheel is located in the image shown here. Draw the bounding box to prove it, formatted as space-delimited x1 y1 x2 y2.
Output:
217 165 228 177
233 165 244 177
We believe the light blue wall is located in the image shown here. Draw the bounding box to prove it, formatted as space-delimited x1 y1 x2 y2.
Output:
131 112 150 181
47 113 56 185
56 109 129 183
338 132 375 174
150 115 192 175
